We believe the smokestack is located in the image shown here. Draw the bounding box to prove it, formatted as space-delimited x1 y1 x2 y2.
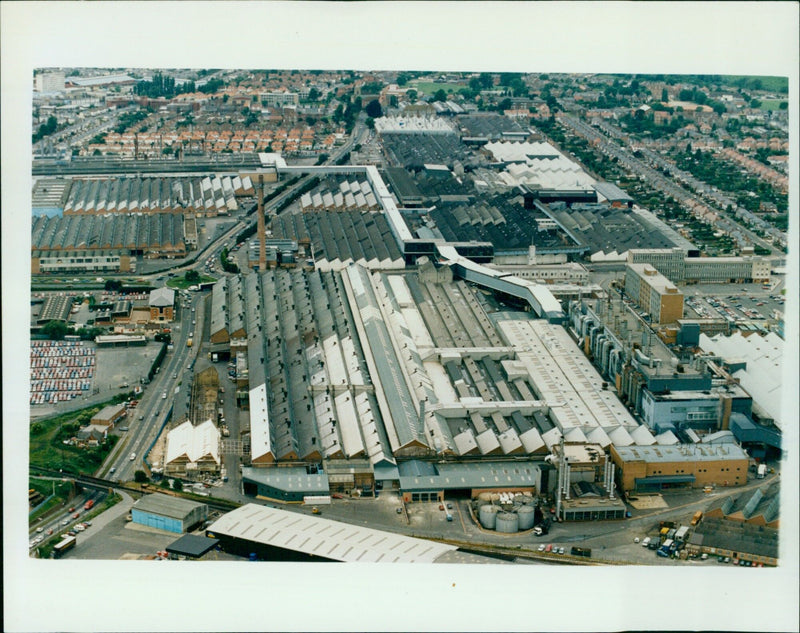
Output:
257 174 266 271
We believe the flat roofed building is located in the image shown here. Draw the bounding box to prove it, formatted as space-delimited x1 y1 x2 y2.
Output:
131 493 208 533
610 443 749 493
241 466 329 503
624 263 684 324
206 503 457 563
90 403 127 427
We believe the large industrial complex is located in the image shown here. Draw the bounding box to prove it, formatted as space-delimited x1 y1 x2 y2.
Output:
24 65 791 590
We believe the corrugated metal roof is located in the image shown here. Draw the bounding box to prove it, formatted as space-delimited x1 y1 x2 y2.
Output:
207 503 456 563
132 493 206 520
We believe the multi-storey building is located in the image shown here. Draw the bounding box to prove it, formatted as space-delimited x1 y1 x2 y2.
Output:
624 263 684 324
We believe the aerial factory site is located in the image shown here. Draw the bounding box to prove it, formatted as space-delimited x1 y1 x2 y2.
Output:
27 67 791 569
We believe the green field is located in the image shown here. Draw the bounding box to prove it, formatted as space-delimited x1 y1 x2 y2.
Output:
29 400 125 475
758 99 788 111
721 75 789 94
167 274 216 290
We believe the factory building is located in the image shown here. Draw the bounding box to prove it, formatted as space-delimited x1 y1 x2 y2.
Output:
704 482 780 528
130 493 208 533
163 420 221 479
699 331 784 431
241 466 330 503
398 460 541 503
685 517 778 566
60 176 247 217
627 248 771 284
609 443 749 493
624 263 684 324
31 213 186 273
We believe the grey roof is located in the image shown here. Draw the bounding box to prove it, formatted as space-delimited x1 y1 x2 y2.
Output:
149 287 175 307
132 493 206 520
689 517 779 559
207 503 456 563
241 466 329 494
166 533 219 558
593 181 634 203
345 265 427 452
398 460 539 492
613 443 748 464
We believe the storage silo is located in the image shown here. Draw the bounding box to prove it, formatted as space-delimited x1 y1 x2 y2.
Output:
495 512 519 534
479 504 500 530
517 505 536 531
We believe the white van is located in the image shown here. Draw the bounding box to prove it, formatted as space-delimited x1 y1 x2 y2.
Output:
130 452 136 461
641 537 651 547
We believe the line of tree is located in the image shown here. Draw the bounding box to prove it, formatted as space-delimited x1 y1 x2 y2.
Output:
134 73 197 99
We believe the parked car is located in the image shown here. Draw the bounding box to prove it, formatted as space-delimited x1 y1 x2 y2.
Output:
537 544 546 552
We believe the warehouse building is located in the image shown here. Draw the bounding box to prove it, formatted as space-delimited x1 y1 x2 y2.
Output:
609 443 749 493
90 403 127 428
206 503 458 563
684 517 778 566
624 263 684 324
130 493 208 533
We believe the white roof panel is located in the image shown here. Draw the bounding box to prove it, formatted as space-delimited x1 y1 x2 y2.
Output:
207 504 457 563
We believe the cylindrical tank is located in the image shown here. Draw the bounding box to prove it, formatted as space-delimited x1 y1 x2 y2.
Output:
517 505 536 530
477 492 493 502
495 512 519 534
479 504 500 530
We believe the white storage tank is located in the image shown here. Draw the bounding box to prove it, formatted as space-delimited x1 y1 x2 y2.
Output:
517 505 536 530
479 504 500 529
477 492 494 502
495 511 519 534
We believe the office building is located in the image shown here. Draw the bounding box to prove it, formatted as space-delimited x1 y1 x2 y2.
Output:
624 263 684 324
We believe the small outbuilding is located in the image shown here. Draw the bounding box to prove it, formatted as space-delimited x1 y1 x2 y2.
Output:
165 533 219 559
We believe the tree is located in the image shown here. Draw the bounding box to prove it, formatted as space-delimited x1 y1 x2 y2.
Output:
184 270 200 283
396 72 410 86
134 470 148 483
661 88 669 102
779 101 788 110
104 279 123 292
365 117 375 130
172 479 183 491
406 89 418 102
364 99 382 118
307 87 320 101
42 320 70 340
433 89 448 102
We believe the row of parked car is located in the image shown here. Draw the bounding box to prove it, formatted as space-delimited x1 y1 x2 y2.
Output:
537 544 565 555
